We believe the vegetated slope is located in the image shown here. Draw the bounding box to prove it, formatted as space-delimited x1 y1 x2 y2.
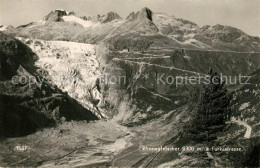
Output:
3 8 260 52
113 69 260 167
0 32 97 138
230 69 260 134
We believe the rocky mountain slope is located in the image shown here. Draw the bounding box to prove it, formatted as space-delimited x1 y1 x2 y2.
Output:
0 7 259 167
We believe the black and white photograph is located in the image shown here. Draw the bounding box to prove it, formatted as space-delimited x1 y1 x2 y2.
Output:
0 0 259 167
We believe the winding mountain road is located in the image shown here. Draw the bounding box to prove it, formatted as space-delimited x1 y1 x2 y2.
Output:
206 117 253 167
231 117 252 138
113 58 206 76
206 151 220 167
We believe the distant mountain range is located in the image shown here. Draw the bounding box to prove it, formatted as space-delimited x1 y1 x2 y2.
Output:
2 7 260 52
0 7 260 167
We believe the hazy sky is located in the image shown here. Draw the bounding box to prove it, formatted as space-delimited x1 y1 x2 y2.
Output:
0 0 259 36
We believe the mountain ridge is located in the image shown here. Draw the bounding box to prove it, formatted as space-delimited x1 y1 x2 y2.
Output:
2 7 259 52
0 6 259 167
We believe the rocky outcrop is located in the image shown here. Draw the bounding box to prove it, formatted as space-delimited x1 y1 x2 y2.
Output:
43 9 68 21
126 7 153 21
68 11 76 16
102 12 122 23
120 7 158 34
139 7 153 21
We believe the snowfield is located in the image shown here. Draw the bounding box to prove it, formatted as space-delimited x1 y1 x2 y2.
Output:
239 102 250 111
0 26 7 31
62 15 100 28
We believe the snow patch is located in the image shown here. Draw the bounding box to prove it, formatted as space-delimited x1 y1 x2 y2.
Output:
183 33 195 38
62 15 100 28
239 102 250 111
104 138 128 153
183 55 191 60
0 26 7 31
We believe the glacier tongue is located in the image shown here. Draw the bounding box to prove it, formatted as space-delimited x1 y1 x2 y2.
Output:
18 37 106 118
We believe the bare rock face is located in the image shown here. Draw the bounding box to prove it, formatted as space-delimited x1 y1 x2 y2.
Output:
102 12 122 23
68 11 76 16
122 7 158 34
43 9 68 21
126 7 153 21
139 7 153 21
126 12 135 20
